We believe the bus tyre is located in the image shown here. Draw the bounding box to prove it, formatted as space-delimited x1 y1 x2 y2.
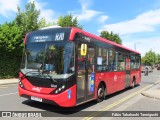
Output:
96 84 105 102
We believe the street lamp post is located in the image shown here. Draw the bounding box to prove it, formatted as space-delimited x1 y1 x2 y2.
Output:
134 42 140 50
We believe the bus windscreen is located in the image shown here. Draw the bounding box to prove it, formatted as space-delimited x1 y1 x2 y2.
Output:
21 42 75 77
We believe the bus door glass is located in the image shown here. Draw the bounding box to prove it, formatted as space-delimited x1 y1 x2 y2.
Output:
87 45 95 98
76 43 95 103
125 55 131 88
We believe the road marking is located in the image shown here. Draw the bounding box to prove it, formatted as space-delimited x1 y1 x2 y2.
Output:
0 87 8 88
0 84 17 87
154 80 160 84
0 92 18 97
150 75 160 77
82 79 160 120
0 84 17 89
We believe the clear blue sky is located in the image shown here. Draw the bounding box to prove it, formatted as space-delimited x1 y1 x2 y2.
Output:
0 0 160 56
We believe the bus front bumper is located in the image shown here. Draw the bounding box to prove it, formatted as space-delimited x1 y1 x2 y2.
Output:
18 85 76 107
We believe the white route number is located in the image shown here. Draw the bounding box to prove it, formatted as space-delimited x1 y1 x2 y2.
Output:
55 33 64 41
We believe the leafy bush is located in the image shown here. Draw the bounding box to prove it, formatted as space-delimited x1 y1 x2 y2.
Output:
0 55 21 78
0 22 23 79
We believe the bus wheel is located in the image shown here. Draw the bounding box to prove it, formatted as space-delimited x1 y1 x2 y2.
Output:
97 83 105 102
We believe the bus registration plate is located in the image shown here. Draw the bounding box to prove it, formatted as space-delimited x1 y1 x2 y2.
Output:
31 96 42 102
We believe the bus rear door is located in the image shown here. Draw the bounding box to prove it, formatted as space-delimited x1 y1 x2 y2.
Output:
125 56 131 88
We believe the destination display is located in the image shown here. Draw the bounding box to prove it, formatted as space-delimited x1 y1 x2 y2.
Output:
27 32 65 43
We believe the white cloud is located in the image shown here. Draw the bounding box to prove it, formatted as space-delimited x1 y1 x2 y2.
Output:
0 0 20 18
97 8 160 55
98 9 160 35
28 0 56 23
40 9 56 23
98 15 109 23
76 9 101 21
72 0 102 21
122 36 160 56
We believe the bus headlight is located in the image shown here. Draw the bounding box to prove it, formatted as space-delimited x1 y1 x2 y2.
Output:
50 84 66 94
49 76 75 94
61 85 65 89
18 79 25 89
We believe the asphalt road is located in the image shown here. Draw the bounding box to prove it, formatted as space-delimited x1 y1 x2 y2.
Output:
0 69 160 120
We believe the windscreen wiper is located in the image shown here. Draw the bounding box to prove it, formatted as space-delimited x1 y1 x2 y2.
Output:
44 73 57 83
20 69 57 83
20 69 41 79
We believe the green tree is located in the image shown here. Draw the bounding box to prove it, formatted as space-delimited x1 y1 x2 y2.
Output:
0 2 44 78
100 31 122 44
14 2 41 36
156 54 160 64
0 22 22 78
141 56 145 65
57 14 83 29
142 50 157 66
38 18 56 28
38 18 48 28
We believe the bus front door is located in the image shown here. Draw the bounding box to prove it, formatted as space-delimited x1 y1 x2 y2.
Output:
76 43 95 104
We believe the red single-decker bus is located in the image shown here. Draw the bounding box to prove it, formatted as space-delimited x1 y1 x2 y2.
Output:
18 27 141 107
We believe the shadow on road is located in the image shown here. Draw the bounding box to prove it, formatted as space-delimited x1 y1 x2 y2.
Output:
22 99 97 117
21 85 140 117
104 84 140 100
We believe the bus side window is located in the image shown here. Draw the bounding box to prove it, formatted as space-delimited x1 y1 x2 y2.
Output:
108 50 116 71
136 56 141 69
131 55 140 69
97 48 102 71
131 55 139 69
118 53 125 71
97 48 109 72
102 48 109 71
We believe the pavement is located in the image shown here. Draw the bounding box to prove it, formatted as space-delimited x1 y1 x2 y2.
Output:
0 78 160 100
0 78 18 85
141 83 160 100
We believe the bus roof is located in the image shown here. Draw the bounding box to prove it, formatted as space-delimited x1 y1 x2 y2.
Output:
25 27 140 55
69 27 140 55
